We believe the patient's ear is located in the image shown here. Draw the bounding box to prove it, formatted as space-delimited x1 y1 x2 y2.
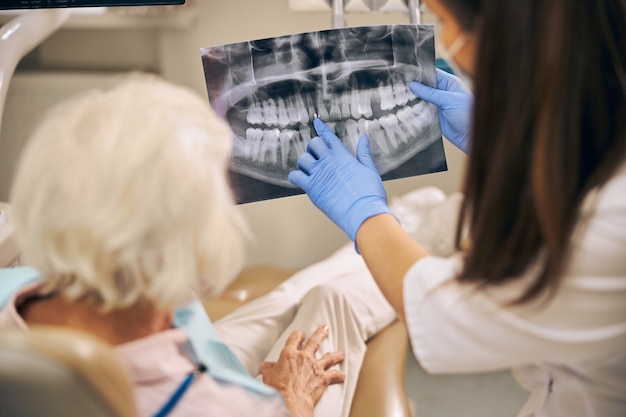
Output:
160 311 175 332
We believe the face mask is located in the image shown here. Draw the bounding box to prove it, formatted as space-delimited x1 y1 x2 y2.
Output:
437 33 474 90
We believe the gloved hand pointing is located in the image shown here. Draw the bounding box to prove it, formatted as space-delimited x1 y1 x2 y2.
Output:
409 68 473 154
288 119 394 242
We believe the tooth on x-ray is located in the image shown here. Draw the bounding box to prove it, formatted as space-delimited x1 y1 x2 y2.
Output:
201 24 446 203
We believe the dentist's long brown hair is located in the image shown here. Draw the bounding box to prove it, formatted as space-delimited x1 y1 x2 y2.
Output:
449 0 626 303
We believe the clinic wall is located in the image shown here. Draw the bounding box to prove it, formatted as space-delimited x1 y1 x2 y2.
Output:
156 0 467 268
0 0 467 268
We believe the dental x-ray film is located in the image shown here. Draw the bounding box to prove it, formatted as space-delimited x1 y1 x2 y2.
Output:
201 24 446 204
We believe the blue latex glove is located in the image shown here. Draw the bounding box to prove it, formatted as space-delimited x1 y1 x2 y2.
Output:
409 68 473 154
288 118 394 242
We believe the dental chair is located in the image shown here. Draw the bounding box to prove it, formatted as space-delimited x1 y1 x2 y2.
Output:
0 326 139 417
0 202 412 417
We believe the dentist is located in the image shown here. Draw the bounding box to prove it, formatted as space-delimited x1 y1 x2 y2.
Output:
289 0 626 416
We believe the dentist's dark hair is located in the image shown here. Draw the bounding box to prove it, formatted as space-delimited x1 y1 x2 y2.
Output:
435 0 481 31
448 0 626 303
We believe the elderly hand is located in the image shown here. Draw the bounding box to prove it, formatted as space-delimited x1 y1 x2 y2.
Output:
259 325 345 417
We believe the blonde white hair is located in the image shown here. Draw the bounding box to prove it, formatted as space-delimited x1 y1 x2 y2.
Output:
10 73 246 311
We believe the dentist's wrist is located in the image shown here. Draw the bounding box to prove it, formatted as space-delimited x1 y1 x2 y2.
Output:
343 197 394 242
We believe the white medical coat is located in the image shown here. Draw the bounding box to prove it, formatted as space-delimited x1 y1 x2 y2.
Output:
403 163 626 417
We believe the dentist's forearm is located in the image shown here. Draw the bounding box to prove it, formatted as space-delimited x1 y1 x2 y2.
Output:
355 213 431 323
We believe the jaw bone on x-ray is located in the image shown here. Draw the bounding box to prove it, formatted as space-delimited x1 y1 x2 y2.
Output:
201 24 447 204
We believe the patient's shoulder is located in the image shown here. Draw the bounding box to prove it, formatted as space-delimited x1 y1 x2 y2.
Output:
116 329 289 417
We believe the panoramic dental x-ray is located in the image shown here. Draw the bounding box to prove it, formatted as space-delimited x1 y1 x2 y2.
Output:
202 24 446 203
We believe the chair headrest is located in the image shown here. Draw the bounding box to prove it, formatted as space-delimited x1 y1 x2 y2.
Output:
0 326 138 417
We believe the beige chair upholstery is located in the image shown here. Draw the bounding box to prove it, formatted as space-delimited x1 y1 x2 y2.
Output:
0 326 138 417
204 266 412 417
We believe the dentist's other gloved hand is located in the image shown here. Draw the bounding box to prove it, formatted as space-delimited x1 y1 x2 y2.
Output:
288 119 395 242
409 68 473 154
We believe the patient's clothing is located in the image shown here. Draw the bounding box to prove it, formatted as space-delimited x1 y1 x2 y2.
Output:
173 300 278 397
214 244 397 417
116 329 288 417
0 282 289 417
403 163 626 416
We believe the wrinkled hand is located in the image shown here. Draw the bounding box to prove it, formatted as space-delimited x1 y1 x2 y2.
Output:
409 68 473 154
260 325 345 417
288 118 394 242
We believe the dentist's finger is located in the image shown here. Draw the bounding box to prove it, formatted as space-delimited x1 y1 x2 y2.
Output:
296 152 317 175
306 136 331 159
409 81 448 107
288 170 309 190
313 119 343 149
435 68 470 93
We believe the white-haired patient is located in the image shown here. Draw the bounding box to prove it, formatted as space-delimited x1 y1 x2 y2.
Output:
0 74 455 417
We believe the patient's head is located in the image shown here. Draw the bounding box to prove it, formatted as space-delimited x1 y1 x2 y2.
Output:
10 74 246 312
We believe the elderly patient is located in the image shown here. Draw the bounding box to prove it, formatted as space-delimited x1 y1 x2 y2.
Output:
0 74 403 417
